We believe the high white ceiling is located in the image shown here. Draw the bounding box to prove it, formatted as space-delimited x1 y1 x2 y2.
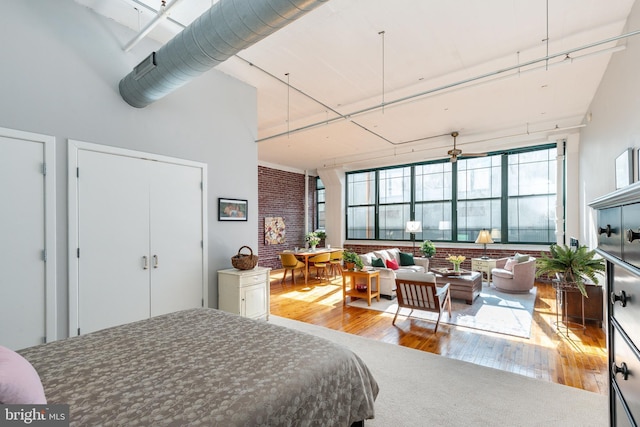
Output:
75 0 636 172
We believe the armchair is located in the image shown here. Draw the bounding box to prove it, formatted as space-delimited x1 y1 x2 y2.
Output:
491 256 536 293
393 272 451 332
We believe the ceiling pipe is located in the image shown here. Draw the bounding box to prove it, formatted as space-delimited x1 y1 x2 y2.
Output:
257 30 640 143
119 0 329 108
123 0 186 52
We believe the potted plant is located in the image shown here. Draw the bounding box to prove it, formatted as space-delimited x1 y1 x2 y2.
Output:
420 240 436 258
314 229 327 247
305 231 321 250
342 250 364 270
535 244 605 297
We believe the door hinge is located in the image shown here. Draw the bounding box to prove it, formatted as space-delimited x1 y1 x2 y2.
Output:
77 328 81 336
201 240 204 248
77 167 80 178
202 298 204 307
42 336 47 344
200 182 203 190
43 249 47 262
42 162 47 176
77 248 80 258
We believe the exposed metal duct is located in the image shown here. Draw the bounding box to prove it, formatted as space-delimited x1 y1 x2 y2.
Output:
119 0 328 108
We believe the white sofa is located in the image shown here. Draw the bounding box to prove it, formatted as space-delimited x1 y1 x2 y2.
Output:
358 248 429 298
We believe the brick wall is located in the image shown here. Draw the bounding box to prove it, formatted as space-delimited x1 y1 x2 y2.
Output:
258 166 317 270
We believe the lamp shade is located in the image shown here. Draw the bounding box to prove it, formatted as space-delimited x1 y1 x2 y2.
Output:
475 229 494 244
405 221 422 233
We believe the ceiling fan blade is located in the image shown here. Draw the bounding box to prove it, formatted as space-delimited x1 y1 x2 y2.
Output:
463 152 488 157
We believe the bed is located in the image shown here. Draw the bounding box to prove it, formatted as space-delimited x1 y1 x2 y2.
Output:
16 308 379 426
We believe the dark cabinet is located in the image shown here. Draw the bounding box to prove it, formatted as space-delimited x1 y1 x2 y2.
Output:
590 182 640 426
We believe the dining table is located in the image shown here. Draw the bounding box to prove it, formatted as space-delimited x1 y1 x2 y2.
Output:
282 247 342 284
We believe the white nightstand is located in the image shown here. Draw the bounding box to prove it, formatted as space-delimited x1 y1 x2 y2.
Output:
218 267 271 320
471 258 498 285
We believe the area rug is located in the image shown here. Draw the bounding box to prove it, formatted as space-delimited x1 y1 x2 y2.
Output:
269 315 607 427
347 284 537 338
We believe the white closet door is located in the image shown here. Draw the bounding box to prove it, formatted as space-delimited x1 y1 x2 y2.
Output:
149 161 204 316
77 150 151 334
0 136 45 349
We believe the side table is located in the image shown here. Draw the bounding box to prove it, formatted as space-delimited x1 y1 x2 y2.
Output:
342 269 380 306
471 258 498 285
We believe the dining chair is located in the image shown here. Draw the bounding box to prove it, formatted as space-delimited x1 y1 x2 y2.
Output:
279 253 306 286
308 252 331 282
328 250 343 278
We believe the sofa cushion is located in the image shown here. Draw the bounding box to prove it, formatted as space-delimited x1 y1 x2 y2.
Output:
373 250 392 262
504 258 518 271
386 259 399 270
371 257 385 268
399 252 415 266
359 253 374 267
397 266 424 274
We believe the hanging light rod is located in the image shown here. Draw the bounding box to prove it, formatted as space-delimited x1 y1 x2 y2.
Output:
257 29 640 143
123 0 186 52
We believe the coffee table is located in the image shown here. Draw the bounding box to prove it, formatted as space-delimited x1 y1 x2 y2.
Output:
431 269 482 304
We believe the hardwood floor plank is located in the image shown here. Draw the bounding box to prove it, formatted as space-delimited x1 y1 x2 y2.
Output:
268 270 607 394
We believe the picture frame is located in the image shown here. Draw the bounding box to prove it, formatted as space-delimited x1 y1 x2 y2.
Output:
218 198 247 221
615 148 633 189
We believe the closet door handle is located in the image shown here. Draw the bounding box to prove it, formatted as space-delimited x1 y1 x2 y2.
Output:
142 256 149 270
153 254 159 269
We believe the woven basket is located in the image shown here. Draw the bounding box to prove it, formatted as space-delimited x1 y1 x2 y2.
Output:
231 246 258 270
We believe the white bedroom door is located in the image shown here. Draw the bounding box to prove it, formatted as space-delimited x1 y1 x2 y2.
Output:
73 143 207 335
77 150 151 334
0 136 46 349
149 161 204 316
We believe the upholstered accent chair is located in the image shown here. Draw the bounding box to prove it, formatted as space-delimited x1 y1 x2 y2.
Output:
279 253 305 285
393 272 451 332
491 256 536 293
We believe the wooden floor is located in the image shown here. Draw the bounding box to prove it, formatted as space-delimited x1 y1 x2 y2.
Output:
268 269 608 394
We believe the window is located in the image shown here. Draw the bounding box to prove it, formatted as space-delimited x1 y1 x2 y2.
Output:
316 177 325 229
345 144 559 244
507 148 557 243
346 171 376 239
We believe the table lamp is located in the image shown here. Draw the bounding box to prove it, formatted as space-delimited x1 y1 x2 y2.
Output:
405 221 422 255
475 229 494 259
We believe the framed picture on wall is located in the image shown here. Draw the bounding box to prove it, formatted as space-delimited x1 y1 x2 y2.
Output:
615 148 633 189
218 198 247 221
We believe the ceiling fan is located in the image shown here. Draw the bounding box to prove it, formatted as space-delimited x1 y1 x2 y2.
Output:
447 131 487 162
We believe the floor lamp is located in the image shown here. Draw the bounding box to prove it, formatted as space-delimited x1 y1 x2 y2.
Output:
405 221 422 255
475 229 494 259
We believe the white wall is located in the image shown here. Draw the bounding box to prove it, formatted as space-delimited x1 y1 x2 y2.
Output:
580 0 640 248
0 0 259 338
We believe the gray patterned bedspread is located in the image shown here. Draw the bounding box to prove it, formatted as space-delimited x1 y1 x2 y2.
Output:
19 309 378 426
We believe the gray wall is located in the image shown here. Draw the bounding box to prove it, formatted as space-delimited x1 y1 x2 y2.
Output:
1 0 259 338
580 0 640 247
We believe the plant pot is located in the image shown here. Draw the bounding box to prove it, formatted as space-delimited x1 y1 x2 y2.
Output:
345 262 355 270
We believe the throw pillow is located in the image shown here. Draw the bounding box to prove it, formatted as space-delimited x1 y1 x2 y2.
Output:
399 252 415 266
386 259 399 270
504 258 518 272
371 257 385 268
0 345 47 404
514 253 530 263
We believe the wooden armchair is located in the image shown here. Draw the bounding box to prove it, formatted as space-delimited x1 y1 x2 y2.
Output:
393 272 451 332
